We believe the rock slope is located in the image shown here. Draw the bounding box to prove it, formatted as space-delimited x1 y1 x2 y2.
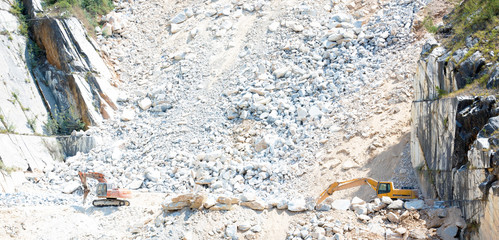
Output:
1 0 468 239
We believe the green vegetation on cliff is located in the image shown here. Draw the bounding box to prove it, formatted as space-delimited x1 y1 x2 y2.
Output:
434 0 499 95
45 0 113 17
443 0 498 62
9 1 28 36
44 107 85 136
44 0 114 34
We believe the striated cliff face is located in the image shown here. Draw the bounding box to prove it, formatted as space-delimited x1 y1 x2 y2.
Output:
0 0 48 135
0 0 60 191
24 0 119 127
0 0 117 192
411 39 499 238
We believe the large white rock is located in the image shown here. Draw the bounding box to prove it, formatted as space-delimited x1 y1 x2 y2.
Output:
62 181 80 194
171 11 188 24
353 205 367 215
277 199 288 210
437 225 458 240
170 23 181 34
268 22 279 32
395 227 407 235
331 199 351 210
331 13 353 23
127 179 143 190
190 28 199 38
203 195 217 209
253 135 280 152
138 97 152 110
121 108 135 121
387 212 400 223
226 224 238 240
387 200 404 209
351 197 365 206
297 107 308 120
238 222 251 232
358 215 370 222
288 198 307 212
292 24 304 32
273 67 289 78
381 196 393 204
316 203 332 211
333 233 345 240
368 223 385 236
102 23 113 37
309 106 323 118
145 168 160 182
251 225 262 233
163 201 189 211
328 33 343 41
111 147 122 160
184 8 194 18
241 192 256 202
172 51 186 60
241 199 266 211
404 200 425 210
409 229 428 239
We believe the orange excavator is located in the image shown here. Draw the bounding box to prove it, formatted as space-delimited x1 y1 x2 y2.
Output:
316 178 418 205
78 171 132 207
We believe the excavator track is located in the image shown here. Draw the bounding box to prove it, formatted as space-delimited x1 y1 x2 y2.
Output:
92 199 130 207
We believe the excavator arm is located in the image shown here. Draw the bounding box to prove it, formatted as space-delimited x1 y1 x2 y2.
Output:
78 171 107 204
316 178 379 205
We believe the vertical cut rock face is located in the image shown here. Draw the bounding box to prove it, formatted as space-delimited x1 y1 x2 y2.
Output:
31 16 118 126
411 39 499 238
20 0 118 127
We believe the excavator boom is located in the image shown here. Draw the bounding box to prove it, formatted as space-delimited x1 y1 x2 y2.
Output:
317 178 378 205
78 171 107 204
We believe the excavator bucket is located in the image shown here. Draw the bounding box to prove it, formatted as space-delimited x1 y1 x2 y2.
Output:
316 182 339 205
82 188 90 204
78 171 91 204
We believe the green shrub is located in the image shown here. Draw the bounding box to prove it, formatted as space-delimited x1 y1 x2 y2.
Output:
446 0 499 54
0 160 19 173
45 0 114 34
435 86 448 98
80 0 114 16
44 107 86 135
423 16 438 34
9 1 22 15
54 1 72 11
9 1 28 36
27 117 37 132
27 40 45 68
0 114 15 133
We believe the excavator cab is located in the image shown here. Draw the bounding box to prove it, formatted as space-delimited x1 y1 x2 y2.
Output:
96 183 109 197
377 182 391 195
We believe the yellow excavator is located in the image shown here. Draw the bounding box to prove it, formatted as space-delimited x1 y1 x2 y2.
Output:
317 178 418 205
